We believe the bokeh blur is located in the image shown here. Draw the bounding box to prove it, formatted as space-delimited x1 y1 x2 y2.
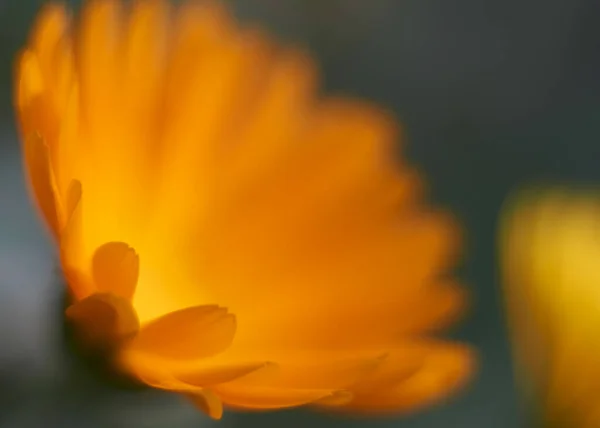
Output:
2 0 600 427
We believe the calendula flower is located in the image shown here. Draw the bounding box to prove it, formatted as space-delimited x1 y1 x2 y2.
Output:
15 0 474 420
500 188 600 428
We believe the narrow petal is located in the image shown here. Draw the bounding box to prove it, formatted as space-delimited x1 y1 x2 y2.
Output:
21 132 60 238
313 390 354 407
213 384 337 410
15 49 50 139
396 281 469 334
118 349 202 392
188 389 223 420
53 67 79 201
66 292 139 350
127 306 236 360
104 0 171 231
152 2 259 242
263 354 387 390
224 50 316 189
30 3 69 76
92 242 139 300
15 48 66 177
77 0 122 140
30 2 71 117
123 0 169 124
59 180 93 300
346 343 475 414
177 362 273 387
46 29 75 125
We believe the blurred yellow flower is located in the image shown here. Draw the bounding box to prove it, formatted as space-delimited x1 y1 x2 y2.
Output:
15 0 474 420
500 188 600 428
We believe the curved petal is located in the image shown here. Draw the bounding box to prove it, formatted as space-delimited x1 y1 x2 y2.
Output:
21 132 60 238
188 389 223 420
30 3 69 92
260 353 387 390
177 362 273 387
66 292 139 350
127 305 236 360
313 390 354 407
392 280 469 335
54 81 79 202
92 242 139 300
213 384 338 410
118 349 201 392
15 50 44 134
59 180 93 300
345 343 475 414
77 0 123 140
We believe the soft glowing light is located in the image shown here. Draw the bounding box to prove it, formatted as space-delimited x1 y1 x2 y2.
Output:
500 187 600 428
15 0 474 419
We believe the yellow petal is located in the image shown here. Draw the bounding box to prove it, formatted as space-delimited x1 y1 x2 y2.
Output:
21 132 60 238
15 49 57 147
346 343 475 414
118 349 202 392
15 50 43 116
77 0 123 140
188 389 223 420
30 4 68 70
224 50 316 189
30 3 70 111
59 180 93 300
177 362 273 387
393 280 469 335
213 384 337 410
122 0 169 124
66 292 139 350
127 305 236 360
53 71 79 202
260 353 386 390
92 242 139 300
152 2 254 242
313 390 355 407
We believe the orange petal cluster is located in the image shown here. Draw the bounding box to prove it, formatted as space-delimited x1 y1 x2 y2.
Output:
15 0 474 419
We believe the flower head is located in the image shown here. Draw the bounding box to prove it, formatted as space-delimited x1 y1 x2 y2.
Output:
500 188 600 427
15 0 474 420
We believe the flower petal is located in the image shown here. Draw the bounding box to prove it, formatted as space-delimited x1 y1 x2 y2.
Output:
66 292 139 350
92 242 139 300
213 384 338 410
15 50 44 134
262 353 386 390
54 79 79 202
313 390 354 407
122 0 169 124
224 50 316 189
30 3 69 94
118 349 202 392
78 0 123 139
59 180 93 300
177 362 273 387
21 132 60 238
188 389 223 420
397 280 469 334
127 305 236 360
345 343 475 414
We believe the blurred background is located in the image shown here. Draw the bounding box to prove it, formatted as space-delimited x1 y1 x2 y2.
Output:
1 0 600 426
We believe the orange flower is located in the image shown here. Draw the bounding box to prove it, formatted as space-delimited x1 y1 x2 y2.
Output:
14 0 474 420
